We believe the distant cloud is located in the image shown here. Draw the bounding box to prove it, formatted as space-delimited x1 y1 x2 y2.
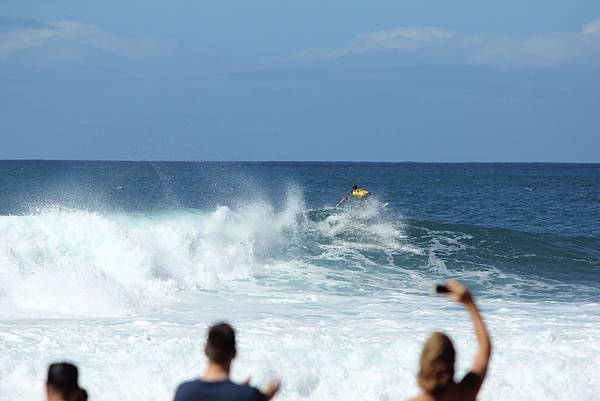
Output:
582 20 600 35
0 16 167 60
316 27 455 57
300 21 600 69
0 16 53 30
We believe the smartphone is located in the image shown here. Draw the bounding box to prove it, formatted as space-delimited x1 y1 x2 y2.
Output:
435 284 450 294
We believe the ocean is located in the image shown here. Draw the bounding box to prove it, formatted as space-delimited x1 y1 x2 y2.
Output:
0 161 598 400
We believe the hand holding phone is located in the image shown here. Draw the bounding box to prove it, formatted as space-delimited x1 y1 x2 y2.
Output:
434 281 473 304
435 284 450 293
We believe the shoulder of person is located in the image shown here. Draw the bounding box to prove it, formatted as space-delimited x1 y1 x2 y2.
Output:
457 372 483 396
176 380 198 391
174 380 201 401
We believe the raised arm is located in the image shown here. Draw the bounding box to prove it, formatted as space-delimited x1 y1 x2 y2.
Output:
262 377 282 401
446 281 492 387
335 195 348 208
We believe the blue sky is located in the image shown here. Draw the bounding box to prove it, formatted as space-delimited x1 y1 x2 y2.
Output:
1 1 600 161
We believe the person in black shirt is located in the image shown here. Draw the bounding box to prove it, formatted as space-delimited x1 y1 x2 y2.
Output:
407 281 492 401
174 322 281 401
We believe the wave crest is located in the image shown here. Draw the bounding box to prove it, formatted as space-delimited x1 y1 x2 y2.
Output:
0 191 306 318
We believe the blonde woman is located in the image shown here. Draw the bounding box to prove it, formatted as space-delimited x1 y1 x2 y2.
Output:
408 281 492 401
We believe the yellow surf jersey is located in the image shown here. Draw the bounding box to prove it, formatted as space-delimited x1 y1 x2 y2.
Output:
351 188 370 198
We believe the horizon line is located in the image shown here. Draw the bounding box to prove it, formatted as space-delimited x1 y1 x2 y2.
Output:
0 159 599 165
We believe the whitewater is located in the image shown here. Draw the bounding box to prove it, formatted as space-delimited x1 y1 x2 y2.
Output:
0 161 598 401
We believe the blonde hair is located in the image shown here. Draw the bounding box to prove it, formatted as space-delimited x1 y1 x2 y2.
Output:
417 332 456 395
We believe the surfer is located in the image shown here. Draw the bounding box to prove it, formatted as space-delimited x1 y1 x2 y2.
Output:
336 184 370 207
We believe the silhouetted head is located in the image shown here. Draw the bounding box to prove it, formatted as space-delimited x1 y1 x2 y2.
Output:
417 332 456 396
205 322 237 366
47 362 87 401
352 184 358 190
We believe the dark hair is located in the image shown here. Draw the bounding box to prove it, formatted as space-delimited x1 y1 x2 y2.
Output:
47 362 88 401
352 184 358 190
205 322 236 364
417 332 456 396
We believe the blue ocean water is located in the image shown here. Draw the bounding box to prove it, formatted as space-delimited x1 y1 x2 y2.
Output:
0 161 599 400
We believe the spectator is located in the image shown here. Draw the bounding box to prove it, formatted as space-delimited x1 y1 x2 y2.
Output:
46 362 87 401
174 322 281 401
408 281 492 401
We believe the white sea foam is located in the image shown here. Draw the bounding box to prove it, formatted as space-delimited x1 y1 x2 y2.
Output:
0 193 306 318
0 193 599 401
0 293 598 401
0 190 412 318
